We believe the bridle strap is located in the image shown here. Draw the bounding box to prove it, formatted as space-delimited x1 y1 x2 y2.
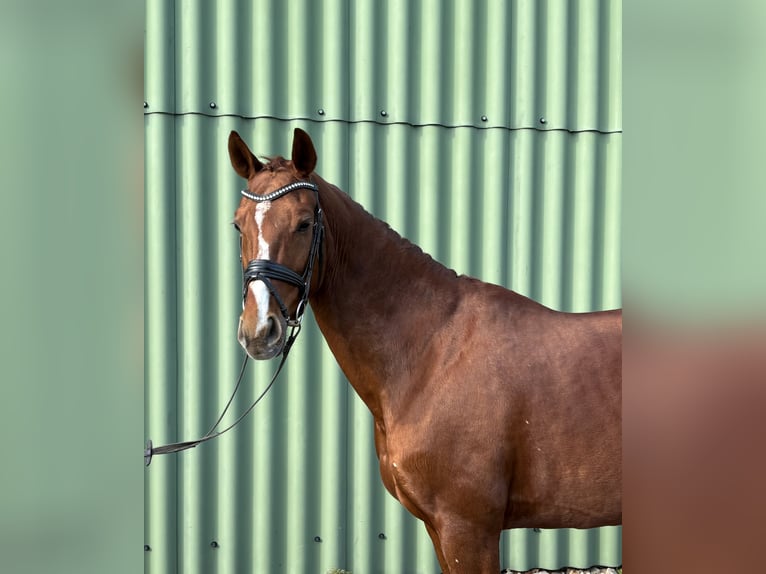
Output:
245 260 305 293
240 180 323 328
241 180 319 203
243 260 306 321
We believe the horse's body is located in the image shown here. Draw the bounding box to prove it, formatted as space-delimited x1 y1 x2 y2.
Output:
228 129 621 573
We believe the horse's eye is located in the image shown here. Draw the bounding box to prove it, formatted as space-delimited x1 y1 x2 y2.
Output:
296 220 311 233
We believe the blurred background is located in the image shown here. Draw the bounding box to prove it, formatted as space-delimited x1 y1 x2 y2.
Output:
0 2 143 574
624 1 766 572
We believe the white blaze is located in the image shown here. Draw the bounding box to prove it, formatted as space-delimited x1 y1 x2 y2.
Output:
248 201 272 331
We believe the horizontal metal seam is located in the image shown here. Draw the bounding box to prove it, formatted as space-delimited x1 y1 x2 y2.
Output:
142 110 622 136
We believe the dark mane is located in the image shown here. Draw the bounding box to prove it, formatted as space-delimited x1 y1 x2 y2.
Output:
314 178 459 298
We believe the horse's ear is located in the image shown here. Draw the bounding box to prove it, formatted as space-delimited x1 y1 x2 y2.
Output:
228 131 263 179
291 128 317 177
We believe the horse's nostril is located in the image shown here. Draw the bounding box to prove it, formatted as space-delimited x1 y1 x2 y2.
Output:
266 317 281 344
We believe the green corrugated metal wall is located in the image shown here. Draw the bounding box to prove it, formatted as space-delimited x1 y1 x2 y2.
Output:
145 1 622 572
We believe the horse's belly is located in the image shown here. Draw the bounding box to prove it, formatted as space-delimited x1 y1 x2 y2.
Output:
503 463 622 529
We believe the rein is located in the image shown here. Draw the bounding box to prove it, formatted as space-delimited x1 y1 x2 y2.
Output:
144 180 323 466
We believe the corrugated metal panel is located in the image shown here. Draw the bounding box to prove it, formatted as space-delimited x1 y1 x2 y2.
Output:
157 0 620 133
145 1 621 573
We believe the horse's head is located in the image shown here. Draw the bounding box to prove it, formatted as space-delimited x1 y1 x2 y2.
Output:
228 128 322 359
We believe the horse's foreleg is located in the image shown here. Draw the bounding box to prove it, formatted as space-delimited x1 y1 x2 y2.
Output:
430 520 500 574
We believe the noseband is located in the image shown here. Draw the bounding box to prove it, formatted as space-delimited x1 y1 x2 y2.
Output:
241 180 324 338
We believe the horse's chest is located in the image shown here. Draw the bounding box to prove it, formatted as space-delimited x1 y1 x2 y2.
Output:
373 421 431 523
374 420 398 498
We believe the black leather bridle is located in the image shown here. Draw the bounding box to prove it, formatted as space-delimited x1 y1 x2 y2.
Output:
144 180 323 466
240 180 324 338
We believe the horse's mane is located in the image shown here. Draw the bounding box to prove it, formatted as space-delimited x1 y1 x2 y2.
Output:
320 179 459 287
260 155 290 172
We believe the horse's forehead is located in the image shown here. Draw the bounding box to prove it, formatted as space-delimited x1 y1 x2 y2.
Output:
235 173 313 225
251 168 294 194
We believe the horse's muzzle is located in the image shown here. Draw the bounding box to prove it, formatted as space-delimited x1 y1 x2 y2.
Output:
238 310 286 360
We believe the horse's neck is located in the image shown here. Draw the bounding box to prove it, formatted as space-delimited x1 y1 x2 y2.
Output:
309 180 459 419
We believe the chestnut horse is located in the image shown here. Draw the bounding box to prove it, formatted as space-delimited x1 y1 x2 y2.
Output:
228 128 621 573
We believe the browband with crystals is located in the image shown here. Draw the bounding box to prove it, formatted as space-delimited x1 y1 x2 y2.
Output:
241 181 319 202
